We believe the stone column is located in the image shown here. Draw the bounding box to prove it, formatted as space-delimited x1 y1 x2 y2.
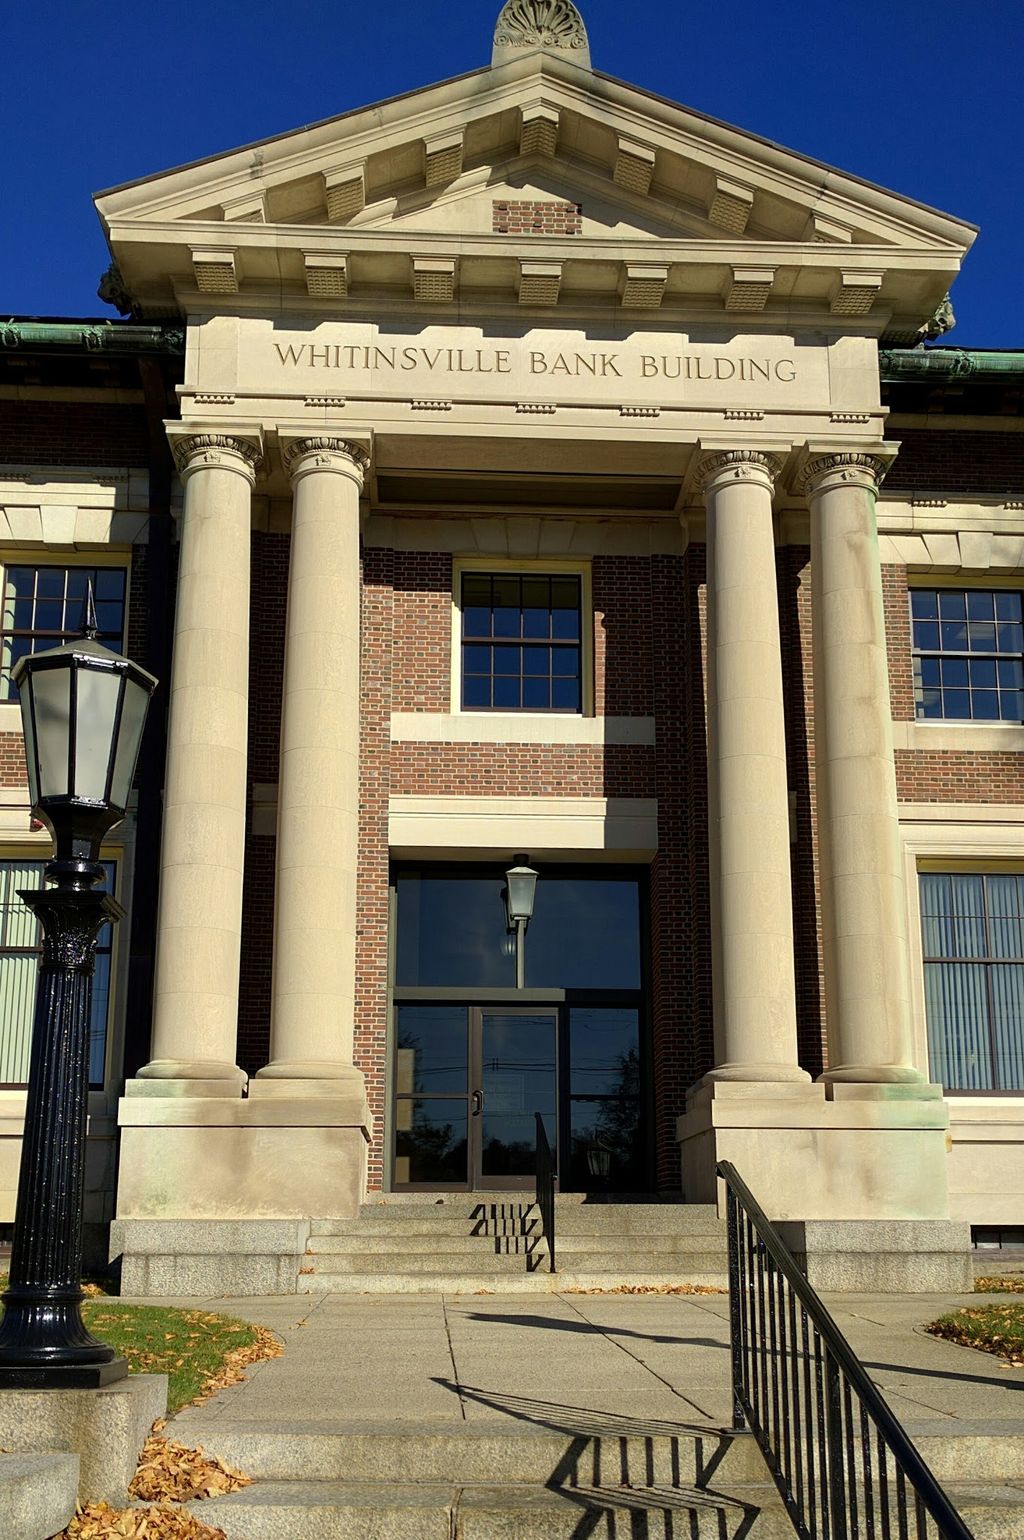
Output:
253 435 369 1097
136 428 262 1094
806 450 922 1083
699 449 808 1083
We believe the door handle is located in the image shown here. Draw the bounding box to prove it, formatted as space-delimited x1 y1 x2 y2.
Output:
471 1090 483 1115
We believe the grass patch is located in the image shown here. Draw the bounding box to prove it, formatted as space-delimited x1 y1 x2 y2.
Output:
929 1302 1024 1367
0 1275 276 1414
975 1274 1024 1293
83 1305 267 1414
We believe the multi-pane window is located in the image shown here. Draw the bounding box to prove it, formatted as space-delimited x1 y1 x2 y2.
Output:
911 589 1024 722
1 566 127 702
920 872 1024 1091
461 573 582 712
0 859 116 1088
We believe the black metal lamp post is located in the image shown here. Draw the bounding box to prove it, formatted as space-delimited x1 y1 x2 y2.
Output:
503 856 538 991
0 593 156 1387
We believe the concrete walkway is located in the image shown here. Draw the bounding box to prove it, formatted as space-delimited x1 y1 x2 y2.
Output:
150 1288 1024 1444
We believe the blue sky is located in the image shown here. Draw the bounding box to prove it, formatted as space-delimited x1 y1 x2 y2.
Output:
4 0 1020 345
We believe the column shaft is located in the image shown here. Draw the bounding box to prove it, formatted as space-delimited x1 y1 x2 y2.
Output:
256 436 368 1093
808 452 922 1082
140 432 260 1092
700 450 807 1083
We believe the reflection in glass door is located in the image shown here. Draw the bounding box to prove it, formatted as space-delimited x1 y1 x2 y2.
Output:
475 1009 557 1188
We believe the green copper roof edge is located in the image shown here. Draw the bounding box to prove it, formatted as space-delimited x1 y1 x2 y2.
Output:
880 348 1024 382
0 318 184 354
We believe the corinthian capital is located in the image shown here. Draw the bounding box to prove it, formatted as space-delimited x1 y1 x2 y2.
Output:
801 451 889 498
696 448 783 495
168 429 263 484
281 435 370 484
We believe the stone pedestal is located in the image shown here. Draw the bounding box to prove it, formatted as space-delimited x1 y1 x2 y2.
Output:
0 1374 166 1505
678 1080 953 1222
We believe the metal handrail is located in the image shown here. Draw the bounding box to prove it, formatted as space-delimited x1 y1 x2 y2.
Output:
718 1160 974 1540
534 1112 556 1273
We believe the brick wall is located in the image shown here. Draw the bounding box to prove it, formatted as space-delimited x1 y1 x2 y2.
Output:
778 548 826 1076
593 555 654 716
237 532 288 1074
492 200 582 235
0 402 149 467
883 563 915 721
884 430 1024 497
355 547 395 1188
896 750 1024 803
0 732 25 784
391 552 452 712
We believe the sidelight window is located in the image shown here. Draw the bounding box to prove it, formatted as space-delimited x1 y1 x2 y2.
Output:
920 871 1024 1091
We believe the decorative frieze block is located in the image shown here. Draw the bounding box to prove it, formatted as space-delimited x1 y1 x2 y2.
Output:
323 166 365 223
520 105 560 156
620 263 668 309
518 260 562 306
413 257 457 303
724 409 764 421
707 177 754 234
723 266 774 312
620 406 660 417
613 137 657 195
221 192 265 223
411 399 453 411
304 253 348 298
830 412 871 424
831 271 884 316
304 396 347 408
424 131 464 186
516 401 556 414
191 249 238 294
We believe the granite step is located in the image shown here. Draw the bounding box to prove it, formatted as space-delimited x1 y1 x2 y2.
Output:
298 1266 727 1292
187 1479 795 1539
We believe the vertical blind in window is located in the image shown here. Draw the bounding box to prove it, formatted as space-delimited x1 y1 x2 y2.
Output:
920 872 1024 1091
0 859 116 1087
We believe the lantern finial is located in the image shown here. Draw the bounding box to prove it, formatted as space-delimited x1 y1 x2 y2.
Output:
81 580 99 642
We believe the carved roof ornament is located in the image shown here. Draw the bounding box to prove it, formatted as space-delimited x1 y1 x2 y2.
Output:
492 0 591 69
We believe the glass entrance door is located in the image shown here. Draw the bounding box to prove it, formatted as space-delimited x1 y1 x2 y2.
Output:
393 1003 557 1190
474 1008 557 1189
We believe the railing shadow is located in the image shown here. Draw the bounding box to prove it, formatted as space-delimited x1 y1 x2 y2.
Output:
433 1378 764 1537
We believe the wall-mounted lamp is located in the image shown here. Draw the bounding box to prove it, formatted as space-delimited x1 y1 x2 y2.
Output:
503 855 538 990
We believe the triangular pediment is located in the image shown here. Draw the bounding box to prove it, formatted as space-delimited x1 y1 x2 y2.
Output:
96 49 976 334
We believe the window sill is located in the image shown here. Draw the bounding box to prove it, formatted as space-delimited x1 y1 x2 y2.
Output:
892 720 1024 753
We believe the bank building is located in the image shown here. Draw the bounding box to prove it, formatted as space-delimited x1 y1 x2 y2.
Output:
0 1 1019 1295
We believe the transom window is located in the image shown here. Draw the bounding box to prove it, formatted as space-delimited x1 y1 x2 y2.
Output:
0 859 116 1088
911 589 1024 722
1 566 127 703
920 872 1024 1091
461 572 582 712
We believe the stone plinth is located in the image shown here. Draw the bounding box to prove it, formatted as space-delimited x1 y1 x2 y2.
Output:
1 1453 78 1540
116 1094 372 1230
678 1080 953 1221
0 1375 166 1505
776 1220 973 1292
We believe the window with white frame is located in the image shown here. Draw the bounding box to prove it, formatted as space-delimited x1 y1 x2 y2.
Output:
1 565 127 703
911 588 1024 722
920 871 1024 1091
459 571 583 712
0 859 116 1088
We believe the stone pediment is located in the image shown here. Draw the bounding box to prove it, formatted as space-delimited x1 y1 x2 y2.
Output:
96 45 975 336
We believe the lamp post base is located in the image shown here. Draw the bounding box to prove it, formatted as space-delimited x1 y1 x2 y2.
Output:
0 1356 128 1389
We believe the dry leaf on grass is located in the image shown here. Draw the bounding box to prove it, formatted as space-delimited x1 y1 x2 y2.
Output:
186 1324 282 1408
130 1437 250 1503
59 1500 228 1539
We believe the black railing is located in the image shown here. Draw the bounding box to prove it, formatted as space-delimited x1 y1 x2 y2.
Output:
534 1112 556 1273
718 1161 974 1540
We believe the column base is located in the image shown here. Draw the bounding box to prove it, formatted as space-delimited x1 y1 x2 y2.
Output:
702 1062 811 1085
820 1064 927 1085
129 1060 247 1098
251 1061 367 1103
677 1078 952 1220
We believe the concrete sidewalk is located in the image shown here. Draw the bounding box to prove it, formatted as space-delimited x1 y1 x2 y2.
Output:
152 1288 1023 1441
